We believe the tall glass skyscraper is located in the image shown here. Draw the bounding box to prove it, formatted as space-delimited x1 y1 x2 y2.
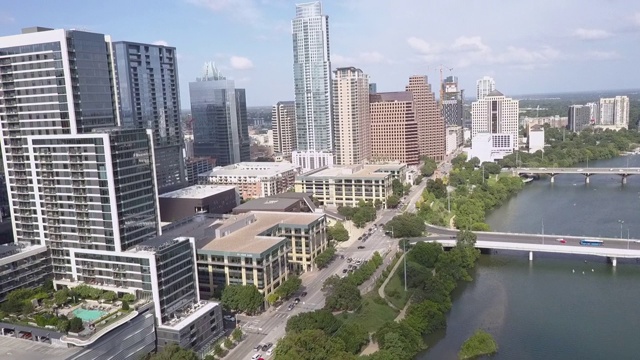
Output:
291 1 334 171
189 62 250 166
113 41 186 194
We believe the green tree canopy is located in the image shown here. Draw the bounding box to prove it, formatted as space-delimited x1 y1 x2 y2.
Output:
386 194 400 209
407 241 444 268
420 157 438 177
391 179 404 197
327 221 350 242
385 213 425 238
274 329 357 360
146 344 199 360
314 246 336 269
323 278 361 311
275 275 302 300
285 309 341 335
220 285 264 315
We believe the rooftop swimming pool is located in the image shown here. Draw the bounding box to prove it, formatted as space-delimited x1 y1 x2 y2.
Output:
72 308 107 322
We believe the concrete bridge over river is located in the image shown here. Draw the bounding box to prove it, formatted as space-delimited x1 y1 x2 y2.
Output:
514 167 640 184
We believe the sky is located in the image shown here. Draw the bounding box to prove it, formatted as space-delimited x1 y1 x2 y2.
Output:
1 0 639 107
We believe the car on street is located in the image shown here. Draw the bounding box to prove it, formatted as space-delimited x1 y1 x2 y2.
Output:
262 344 269 351
294 298 300 304
251 354 261 360
346 258 352 263
557 238 566 244
223 315 235 322
266 347 275 356
287 304 294 311
301 291 308 297
356 260 362 265
254 345 262 351
342 268 348 273
357 245 365 249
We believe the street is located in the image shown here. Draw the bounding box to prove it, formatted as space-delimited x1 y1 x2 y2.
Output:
225 172 430 360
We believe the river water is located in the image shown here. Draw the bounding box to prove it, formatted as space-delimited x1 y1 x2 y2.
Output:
420 155 640 360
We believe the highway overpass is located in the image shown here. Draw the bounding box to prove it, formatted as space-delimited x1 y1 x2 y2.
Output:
419 224 640 266
514 167 640 184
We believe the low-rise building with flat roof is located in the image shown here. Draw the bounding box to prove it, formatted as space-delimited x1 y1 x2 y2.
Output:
159 185 239 222
295 164 398 208
198 162 299 200
232 192 316 214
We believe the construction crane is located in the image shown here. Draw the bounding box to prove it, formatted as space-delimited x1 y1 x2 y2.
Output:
433 65 453 110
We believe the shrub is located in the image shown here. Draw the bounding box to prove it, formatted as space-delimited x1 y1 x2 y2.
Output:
121 300 130 311
69 317 83 333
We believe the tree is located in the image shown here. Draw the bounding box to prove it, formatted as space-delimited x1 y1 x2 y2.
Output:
54 289 69 306
121 293 135 303
148 344 199 360
407 241 443 268
266 293 280 306
213 344 223 357
223 337 233 349
121 300 130 311
451 153 467 169
101 291 117 302
426 178 447 199
314 246 336 269
384 213 425 238
323 279 361 311
458 330 498 359
274 329 356 360
481 162 501 175
456 230 477 247
392 179 404 197
286 309 341 335
69 317 84 333
327 222 349 242
231 328 243 342
420 157 437 177
404 300 446 335
221 285 264 315
335 322 369 354
275 275 302 300
400 261 433 289
386 195 400 209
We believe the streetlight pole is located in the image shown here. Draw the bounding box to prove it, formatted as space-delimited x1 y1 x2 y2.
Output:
627 228 630 249
619 220 624 239
542 218 545 245
447 189 451 212
403 237 407 292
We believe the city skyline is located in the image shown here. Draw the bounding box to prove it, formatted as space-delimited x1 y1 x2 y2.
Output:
1 1 639 106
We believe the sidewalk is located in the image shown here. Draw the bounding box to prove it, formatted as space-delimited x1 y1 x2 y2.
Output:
377 252 405 310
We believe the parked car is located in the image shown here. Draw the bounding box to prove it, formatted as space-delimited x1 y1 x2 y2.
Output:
266 342 273 349
254 345 262 351
251 354 261 360
266 347 275 356
294 298 300 304
301 291 308 297
357 245 365 249
346 258 352 263
342 268 348 273
262 344 269 351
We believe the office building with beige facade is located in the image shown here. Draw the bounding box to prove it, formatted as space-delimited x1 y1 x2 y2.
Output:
406 75 445 161
295 164 402 208
369 91 420 165
333 67 371 165
272 101 297 160
198 162 299 200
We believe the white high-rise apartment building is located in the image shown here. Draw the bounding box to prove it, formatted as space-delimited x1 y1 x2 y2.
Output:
599 98 615 125
332 67 371 165
476 76 496 100
291 1 334 172
471 90 520 149
272 101 297 161
614 96 630 128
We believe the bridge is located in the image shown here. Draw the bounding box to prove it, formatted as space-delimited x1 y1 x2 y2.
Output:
514 167 640 184
420 224 640 266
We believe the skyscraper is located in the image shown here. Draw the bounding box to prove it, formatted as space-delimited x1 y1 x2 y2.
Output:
568 105 592 132
600 96 630 129
406 76 445 161
442 75 464 127
291 1 334 171
189 62 250 166
370 92 419 165
471 90 519 149
333 67 371 165
272 101 297 161
113 41 186 193
476 76 496 100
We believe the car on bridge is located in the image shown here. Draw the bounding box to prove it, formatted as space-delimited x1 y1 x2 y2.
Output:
556 238 566 244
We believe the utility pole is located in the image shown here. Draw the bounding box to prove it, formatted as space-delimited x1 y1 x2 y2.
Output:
542 218 545 244
403 237 407 292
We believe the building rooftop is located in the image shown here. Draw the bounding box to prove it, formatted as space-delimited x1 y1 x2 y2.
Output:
299 164 393 179
370 91 413 103
158 301 219 331
159 185 236 199
200 162 299 178
0 243 48 266
233 197 299 211
0 336 80 360
486 90 504 97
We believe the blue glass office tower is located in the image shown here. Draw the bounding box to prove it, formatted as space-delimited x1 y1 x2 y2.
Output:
188 63 250 166
113 42 186 193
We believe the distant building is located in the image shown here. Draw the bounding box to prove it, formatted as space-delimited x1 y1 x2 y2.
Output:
476 76 496 100
186 157 216 186
291 2 334 171
406 75 445 161
158 185 239 222
603 96 629 129
295 164 406 208
272 101 297 161
528 124 545 153
467 133 513 163
333 67 371 165
523 115 569 129
586 102 599 124
369 91 420 165
446 125 463 155
198 162 299 200
471 90 519 149
189 62 250 166
369 83 377 94
233 193 316 214
568 105 592 132
442 75 464 127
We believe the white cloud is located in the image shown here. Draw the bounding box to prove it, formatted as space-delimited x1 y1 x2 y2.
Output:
406 37 441 61
586 50 621 60
634 12 640 26
572 28 612 40
186 0 261 21
451 36 490 54
152 40 169 46
230 56 254 70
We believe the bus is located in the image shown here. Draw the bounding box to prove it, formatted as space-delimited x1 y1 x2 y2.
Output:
580 239 604 246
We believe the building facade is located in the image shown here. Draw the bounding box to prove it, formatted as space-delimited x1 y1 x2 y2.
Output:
159 185 239 222
442 75 464 127
291 1 334 171
369 92 419 165
295 164 396 208
598 96 630 129
113 41 186 194
446 125 463 155
186 157 216 186
333 67 371 165
527 124 545 153
406 75 445 161
189 62 250 166
476 76 496 100
272 101 297 161
467 133 513 163
198 162 298 200
471 90 519 149
568 105 592 132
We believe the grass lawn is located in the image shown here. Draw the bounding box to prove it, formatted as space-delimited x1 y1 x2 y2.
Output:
384 267 413 309
340 292 398 333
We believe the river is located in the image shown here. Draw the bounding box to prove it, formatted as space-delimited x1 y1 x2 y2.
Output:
419 155 640 360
